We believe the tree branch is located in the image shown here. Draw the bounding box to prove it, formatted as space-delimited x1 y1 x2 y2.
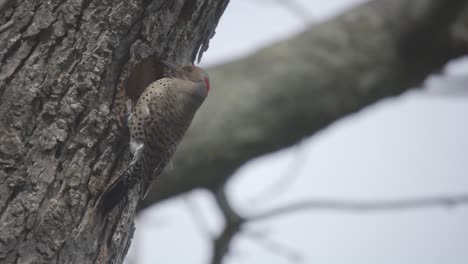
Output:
249 193 468 221
211 187 245 264
209 191 468 264
142 0 468 209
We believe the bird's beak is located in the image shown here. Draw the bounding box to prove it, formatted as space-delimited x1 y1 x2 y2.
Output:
161 60 183 72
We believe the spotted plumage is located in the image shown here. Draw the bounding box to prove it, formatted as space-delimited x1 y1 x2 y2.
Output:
100 61 210 213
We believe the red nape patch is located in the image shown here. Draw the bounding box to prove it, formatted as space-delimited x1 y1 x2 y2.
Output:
204 77 210 93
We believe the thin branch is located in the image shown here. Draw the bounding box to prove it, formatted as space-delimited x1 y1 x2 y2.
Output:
183 196 213 239
246 141 306 206
215 186 243 222
243 229 304 263
274 0 312 22
210 189 468 264
250 193 468 221
252 0 313 22
211 186 245 264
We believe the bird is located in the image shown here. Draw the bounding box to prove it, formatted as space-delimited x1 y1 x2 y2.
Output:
99 60 210 214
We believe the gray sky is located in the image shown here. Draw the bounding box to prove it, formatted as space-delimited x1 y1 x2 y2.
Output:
128 1 468 263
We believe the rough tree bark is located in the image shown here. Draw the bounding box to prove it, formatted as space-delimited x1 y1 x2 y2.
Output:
142 0 468 208
0 0 228 263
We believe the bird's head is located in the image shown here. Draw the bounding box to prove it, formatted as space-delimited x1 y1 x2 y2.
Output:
161 61 210 98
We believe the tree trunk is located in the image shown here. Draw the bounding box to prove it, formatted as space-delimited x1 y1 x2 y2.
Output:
142 0 468 208
0 0 228 263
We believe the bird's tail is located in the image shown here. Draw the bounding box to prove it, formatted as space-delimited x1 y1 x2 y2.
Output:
98 165 144 215
98 175 131 215
98 144 147 215
97 145 168 215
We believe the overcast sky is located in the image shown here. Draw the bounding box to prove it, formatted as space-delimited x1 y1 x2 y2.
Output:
128 1 468 263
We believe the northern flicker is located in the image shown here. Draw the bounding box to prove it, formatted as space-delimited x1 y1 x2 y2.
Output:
100 61 210 213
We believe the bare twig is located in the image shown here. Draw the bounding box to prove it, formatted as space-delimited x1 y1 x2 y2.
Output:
210 189 468 264
211 186 245 264
274 0 313 22
246 141 306 206
183 196 213 239
251 0 313 22
243 229 304 263
250 193 468 221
